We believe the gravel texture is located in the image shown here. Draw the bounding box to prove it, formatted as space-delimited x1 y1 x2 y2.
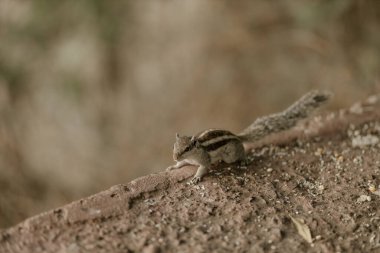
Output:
1 96 380 253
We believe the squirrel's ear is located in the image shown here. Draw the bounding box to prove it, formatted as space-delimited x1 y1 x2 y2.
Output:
191 136 200 147
190 136 199 145
176 133 180 139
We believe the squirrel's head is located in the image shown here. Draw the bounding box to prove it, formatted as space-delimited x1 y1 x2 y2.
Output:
172 133 199 161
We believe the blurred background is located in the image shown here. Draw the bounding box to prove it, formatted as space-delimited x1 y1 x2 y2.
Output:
0 0 379 228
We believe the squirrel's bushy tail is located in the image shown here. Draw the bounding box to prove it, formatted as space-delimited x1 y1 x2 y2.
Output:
238 90 332 142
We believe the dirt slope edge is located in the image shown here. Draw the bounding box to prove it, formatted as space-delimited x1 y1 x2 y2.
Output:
1 96 380 253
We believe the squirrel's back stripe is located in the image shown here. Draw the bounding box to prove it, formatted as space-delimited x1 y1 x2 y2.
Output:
203 138 240 152
197 129 240 152
197 129 236 142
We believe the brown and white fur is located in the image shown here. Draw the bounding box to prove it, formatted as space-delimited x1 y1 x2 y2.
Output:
167 90 331 184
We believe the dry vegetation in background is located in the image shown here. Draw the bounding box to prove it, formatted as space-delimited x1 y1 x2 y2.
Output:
0 0 379 228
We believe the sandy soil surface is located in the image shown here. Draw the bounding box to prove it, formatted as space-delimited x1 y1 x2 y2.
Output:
1 97 380 253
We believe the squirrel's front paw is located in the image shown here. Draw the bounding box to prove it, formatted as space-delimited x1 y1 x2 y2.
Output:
189 176 202 184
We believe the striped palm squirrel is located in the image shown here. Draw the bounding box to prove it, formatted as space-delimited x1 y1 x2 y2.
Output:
167 90 331 184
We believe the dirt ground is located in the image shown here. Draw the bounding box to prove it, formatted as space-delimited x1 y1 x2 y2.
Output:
1 97 380 253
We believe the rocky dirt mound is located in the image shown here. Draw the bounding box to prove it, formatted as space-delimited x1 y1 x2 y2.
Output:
1 97 380 253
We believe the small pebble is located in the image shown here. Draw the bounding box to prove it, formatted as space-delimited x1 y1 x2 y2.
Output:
357 195 371 203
